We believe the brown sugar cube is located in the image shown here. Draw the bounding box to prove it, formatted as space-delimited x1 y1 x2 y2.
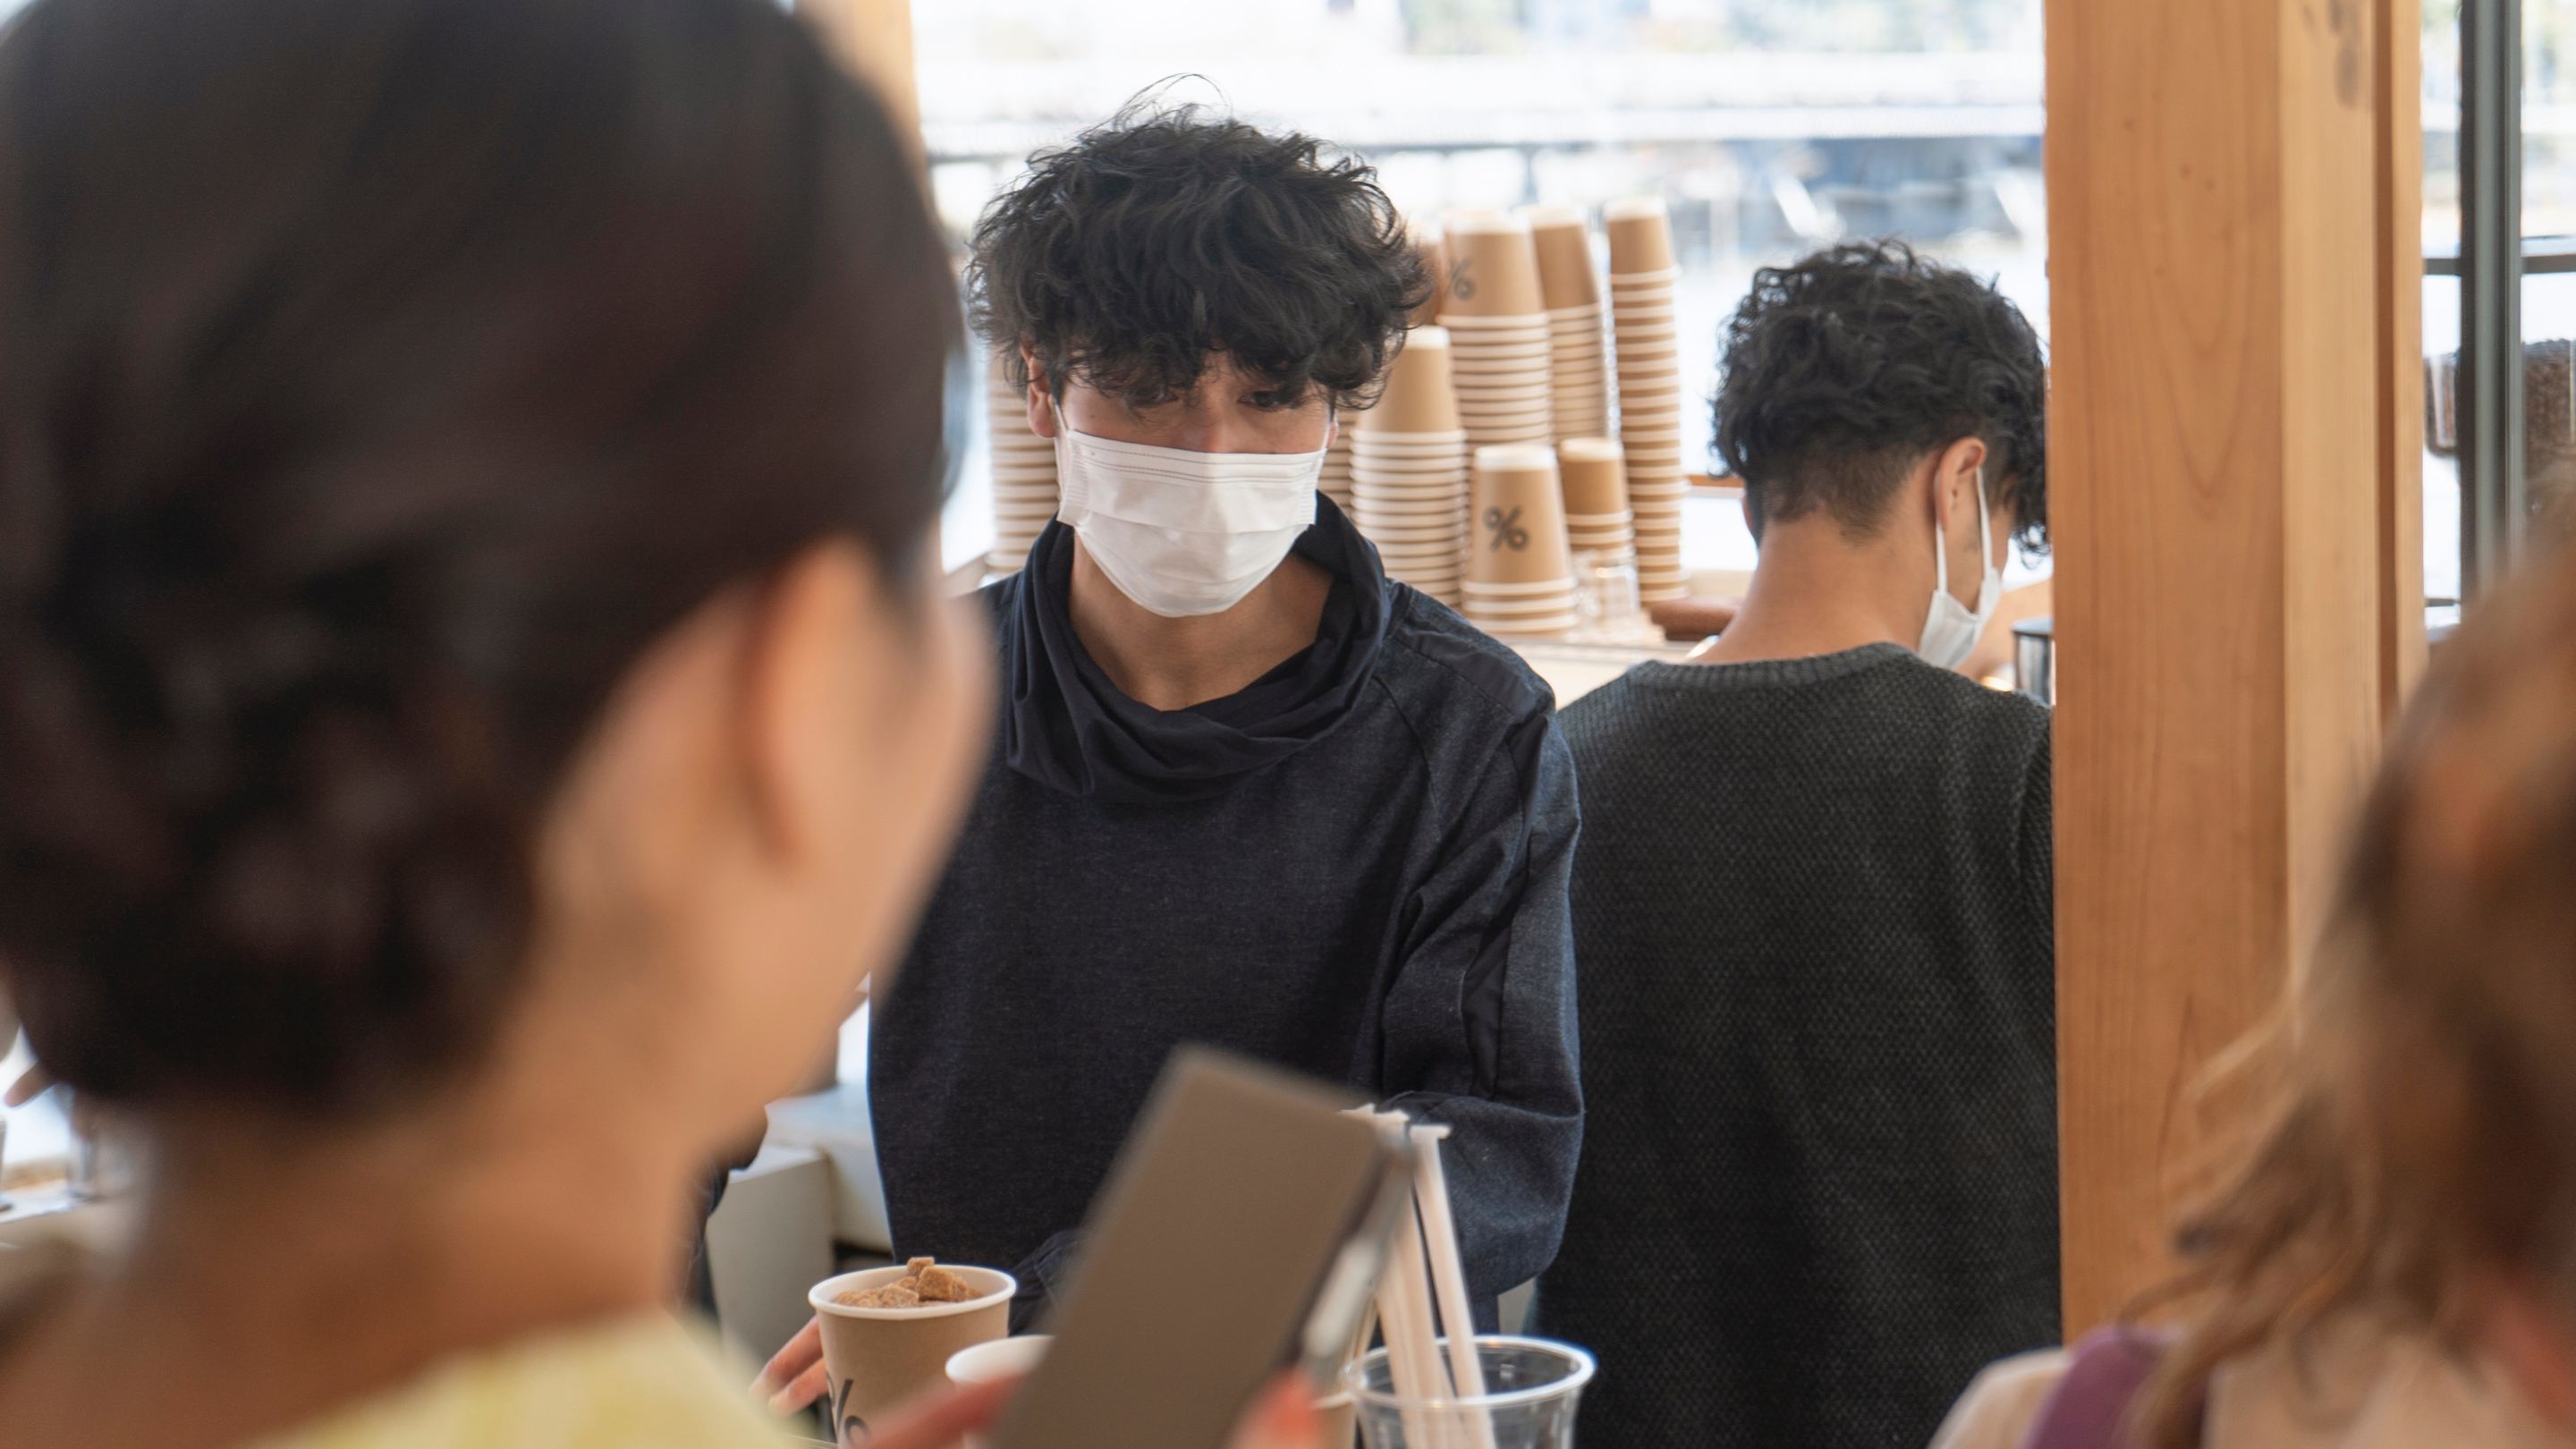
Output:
846 1283 922 1309
906 1257 937 1277
913 1265 975 1303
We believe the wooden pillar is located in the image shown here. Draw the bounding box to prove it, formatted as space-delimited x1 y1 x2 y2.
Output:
2046 0 2422 1333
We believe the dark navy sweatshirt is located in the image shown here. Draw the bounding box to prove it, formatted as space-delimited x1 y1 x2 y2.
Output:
869 499 1583 1322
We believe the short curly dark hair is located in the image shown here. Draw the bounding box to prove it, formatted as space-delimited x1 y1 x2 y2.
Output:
1714 241 2048 552
967 98 1430 412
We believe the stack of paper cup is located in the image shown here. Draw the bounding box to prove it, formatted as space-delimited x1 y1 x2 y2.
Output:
1605 197 1689 602
1353 327 1470 604
986 351 1059 575
1558 437 1635 558
1410 222 1449 330
1321 417 1358 513
1522 205 1610 445
1462 444 1578 639
1439 212 1555 452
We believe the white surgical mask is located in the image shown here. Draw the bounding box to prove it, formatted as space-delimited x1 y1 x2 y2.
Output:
1917 470 2004 670
1051 405 1325 618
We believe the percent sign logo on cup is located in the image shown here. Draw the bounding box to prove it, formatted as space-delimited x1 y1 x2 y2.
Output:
1485 506 1530 553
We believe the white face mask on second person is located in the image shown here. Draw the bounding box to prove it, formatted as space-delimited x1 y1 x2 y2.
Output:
1050 403 1326 618
1916 469 2004 670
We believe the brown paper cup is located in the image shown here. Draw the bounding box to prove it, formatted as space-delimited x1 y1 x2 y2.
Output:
1443 212 1546 318
811 1266 1014 1446
1411 224 1448 329
1470 445 1576 586
1603 196 1676 275
1372 328 1462 435
1557 438 1631 516
1520 204 1600 311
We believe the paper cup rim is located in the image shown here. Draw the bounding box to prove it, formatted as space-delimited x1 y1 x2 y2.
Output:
1445 208 1533 236
1462 577 1579 597
1434 316 1552 333
1464 599 1580 617
811 1266 1018 1322
945 1335 1053 1386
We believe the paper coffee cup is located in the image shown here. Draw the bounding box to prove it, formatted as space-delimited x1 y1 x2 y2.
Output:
1351 429 1468 453
946 1334 1050 1385
1469 444 1576 587
1442 211 1547 318
1520 204 1600 311
810 1266 1014 1447
1374 329 1463 435
1408 222 1449 329
1557 438 1631 517
1603 196 1676 275
946 1336 1051 1449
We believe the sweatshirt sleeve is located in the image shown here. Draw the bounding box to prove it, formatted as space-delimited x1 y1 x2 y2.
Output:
1377 702 1584 1304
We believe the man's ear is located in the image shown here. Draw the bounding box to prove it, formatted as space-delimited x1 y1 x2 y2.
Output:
1930 437 1991 536
1021 344 1056 440
2484 1275 2576 1428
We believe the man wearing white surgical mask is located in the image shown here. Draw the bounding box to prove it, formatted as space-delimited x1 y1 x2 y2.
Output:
757 101 1583 1411
1535 242 2057 1449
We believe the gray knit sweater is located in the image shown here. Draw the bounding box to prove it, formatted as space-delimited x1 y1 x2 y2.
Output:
1533 645 2058 1449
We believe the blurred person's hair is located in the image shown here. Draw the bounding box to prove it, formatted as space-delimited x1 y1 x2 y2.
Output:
966 93 1430 413
1714 240 2048 553
2135 544 2576 1447
0 0 958 1114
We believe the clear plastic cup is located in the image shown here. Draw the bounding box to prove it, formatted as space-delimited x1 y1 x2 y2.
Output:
1343 1336 1596 1449
1572 548 1643 639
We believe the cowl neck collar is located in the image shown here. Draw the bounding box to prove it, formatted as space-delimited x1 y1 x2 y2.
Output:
996 496 1394 806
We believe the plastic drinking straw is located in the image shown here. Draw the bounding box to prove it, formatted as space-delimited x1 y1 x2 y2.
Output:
1411 1125 1498 1449
1379 1194 1453 1449
1358 1108 1447 1449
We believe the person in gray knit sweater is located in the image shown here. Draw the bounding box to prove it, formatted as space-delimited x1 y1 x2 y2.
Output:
1533 242 2058 1449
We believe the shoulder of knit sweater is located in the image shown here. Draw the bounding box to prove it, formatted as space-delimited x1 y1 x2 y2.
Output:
1375 585 1560 733
1563 652 2048 752
1911 654 2053 750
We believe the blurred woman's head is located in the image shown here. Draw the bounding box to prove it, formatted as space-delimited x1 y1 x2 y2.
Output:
2142 547 2576 1444
0 0 989 1161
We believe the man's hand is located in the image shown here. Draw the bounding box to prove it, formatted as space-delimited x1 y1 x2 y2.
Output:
848 1377 1015 1449
752 1314 829 1414
4 1065 50 1108
758 1340 1324 1449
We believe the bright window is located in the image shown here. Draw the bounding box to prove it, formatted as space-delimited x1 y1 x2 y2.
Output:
915 0 2049 588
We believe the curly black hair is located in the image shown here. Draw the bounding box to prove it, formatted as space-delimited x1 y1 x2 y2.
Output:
967 97 1431 413
1713 241 2048 553
0 0 955 1114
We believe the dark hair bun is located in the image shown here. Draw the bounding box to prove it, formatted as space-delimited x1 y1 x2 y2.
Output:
0 0 958 1113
